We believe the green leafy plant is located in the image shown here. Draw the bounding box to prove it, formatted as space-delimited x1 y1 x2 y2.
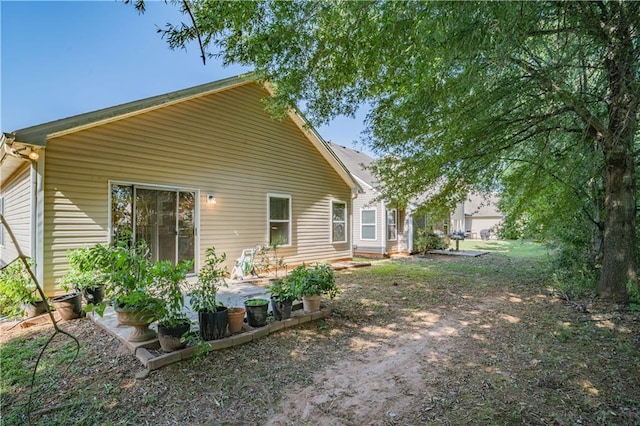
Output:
287 263 340 299
413 229 447 254
155 259 193 328
188 247 228 313
58 245 108 292
244 298 269 307
98 237 162 313
256 239 287 277
0 259 42 317
267 277 296 301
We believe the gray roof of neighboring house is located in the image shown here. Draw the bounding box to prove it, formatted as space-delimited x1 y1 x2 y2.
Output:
327 142 377 188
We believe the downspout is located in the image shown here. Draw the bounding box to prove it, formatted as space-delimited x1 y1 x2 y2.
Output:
350 189 357 259
462 200 466 233
31 149 45 292
407 206 414 253
381 202 386 256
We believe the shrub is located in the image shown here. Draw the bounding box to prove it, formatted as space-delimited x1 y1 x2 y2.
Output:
413 229 447 254
0 260 40 317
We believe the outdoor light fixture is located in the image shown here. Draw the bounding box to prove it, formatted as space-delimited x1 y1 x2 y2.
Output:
207 193 216 205
28 149 40 161
10 146 40 161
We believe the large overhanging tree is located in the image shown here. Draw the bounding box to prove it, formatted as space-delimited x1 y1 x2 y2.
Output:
133 0 639 302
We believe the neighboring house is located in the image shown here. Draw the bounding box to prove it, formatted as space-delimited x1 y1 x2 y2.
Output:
0 75 359 295
328 142 409 258
450 192 503 239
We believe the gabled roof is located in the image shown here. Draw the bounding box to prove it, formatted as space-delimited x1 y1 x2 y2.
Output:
3 74 359 191
6 74 255 146
327 142 377 189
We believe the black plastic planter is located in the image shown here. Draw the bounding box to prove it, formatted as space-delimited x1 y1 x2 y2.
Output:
198 306 228 341
81 286 105 304
271 296 293 321
245 298 269 327
158 321 191 352
51 292 83 320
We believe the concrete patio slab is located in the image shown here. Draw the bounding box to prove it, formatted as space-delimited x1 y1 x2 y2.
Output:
426 249 489 257
89 279 332 371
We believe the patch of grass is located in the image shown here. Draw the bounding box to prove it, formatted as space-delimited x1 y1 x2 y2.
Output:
1 243 638 425
460 239 549 259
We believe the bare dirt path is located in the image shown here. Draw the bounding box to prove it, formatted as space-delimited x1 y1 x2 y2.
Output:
267 310 459 425
2 254 639 425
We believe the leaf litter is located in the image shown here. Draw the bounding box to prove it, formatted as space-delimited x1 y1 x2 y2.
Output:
1 253 639 425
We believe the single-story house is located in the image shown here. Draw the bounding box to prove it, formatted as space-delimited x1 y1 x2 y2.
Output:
328 142 410 257
328 143 504 256
1 75 360 295
450 192 503 239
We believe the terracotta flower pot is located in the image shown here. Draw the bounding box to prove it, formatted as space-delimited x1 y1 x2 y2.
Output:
227 307 246 334
23 300 48 318
302 295 321 313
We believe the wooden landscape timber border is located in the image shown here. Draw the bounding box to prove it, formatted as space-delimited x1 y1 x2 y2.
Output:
90 306 332 371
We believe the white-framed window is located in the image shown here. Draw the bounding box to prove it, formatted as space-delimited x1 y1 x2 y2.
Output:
361 208 376 240
331 200 347 243
268 193 291 245
387 208 398 241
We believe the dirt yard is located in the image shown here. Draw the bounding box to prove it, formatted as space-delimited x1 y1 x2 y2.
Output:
2 252 639 425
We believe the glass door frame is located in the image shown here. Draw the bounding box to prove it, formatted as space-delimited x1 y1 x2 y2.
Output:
108 180 199 273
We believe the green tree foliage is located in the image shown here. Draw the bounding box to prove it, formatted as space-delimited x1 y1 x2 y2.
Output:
132 1 639 302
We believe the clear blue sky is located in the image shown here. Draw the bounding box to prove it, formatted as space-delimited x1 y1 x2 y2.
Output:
1 1 369 153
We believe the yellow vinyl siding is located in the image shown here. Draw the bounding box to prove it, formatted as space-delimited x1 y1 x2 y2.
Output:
42 82 352 294
1 165 32 264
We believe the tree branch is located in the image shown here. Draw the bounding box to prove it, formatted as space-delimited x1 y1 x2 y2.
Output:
497 156 603 227
181 0 206 65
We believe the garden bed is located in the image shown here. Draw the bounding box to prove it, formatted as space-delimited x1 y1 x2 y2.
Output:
90 304 331 371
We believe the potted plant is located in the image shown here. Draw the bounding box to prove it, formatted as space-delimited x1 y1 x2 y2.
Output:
0 259 48 318
50 291 83 321
188 247 229 341
288 263 339 312
101 237 163 342
256 239 287 279
154 259 193 352
267 276 296 321
58 245 107 306
227 306 246 334
244 298 270 327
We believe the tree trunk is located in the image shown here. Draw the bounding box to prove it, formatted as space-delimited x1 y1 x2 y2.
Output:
598 147 636 303
597 3 638 302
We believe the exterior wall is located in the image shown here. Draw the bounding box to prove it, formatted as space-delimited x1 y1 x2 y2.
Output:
352 189 384 256
41 82 352 294
450 193 503 239
386 208 408 255
0 164 32 265
351 188 408 257
465 216 503 239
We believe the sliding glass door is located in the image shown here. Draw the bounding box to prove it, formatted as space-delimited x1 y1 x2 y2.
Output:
111 184 196 272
